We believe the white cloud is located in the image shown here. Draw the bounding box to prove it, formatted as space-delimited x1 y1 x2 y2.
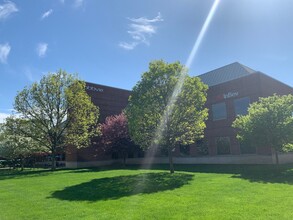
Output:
41 9 53 20
0 112 10 123
0 0 18 21
128 13 163 24
118 42 139 50
73 0 84 8
36 43 48 57
0 110 20 123
0 43 11 63
119 12 163 50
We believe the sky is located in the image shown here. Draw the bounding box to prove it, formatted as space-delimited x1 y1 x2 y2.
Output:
1 0 293 122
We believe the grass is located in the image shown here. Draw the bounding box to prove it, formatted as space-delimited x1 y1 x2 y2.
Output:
1 164 293 219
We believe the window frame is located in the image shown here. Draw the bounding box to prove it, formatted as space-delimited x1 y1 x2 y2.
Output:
212 102 227 121
216 137 231 155
233 96 250 116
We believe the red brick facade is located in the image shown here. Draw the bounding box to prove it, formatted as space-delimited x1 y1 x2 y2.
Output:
203 72 293 157
66 70 293 163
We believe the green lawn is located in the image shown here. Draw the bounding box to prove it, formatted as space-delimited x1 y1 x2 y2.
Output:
1 164 293 219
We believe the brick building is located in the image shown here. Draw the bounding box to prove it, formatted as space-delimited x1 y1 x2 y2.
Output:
66 62 293 168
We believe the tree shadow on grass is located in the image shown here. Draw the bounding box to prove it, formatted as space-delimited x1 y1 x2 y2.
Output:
138 164 293 185
0 168 76 181
230 166 293 185
0 169 55 181
50 172 193 201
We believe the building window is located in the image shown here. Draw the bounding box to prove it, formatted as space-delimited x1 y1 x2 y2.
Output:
160 148 168 157
216 137 231 155
234 97 250 116
196 139 209 156
240 142 256 154
180 145 190 156
212 102 227 121
111 152 119 159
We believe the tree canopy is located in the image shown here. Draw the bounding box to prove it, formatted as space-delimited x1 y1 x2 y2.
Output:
13 70 100 169
232 94 293 164
100 112 137 166
0 117 43 170
126 60 208 173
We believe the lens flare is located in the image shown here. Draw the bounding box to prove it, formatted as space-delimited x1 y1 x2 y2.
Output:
140 0 221 168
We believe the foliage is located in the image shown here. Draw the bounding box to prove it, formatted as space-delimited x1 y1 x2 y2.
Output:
100 112 137 165
0 117 43 169
126 60 208 173
13 70 100 169
233 94 293 163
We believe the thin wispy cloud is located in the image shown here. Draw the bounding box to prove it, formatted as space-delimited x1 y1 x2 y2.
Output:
23 66 44 82
119 12 163 50
36 43 48 58
0 43 11 63
119 42 139 50
0 0 18 21
73 0 84 8
41 9 53 20
24 67 34 82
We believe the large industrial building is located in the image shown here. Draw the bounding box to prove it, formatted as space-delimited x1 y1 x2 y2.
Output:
66 62 293 168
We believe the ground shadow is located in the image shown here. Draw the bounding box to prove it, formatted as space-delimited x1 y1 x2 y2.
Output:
0 168 72 181
134 164 293 185
3 163 293 185
0 169 53 181
230 165 293 184
51 172 193 201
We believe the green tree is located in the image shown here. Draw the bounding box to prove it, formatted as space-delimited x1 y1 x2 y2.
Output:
232 94 293 164
126 60 208 173
14 70 100 170
0 117 43 170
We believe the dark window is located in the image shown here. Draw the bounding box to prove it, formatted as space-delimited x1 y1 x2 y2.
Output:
180 145 190 156
240 142 256 154
196 139 209 156
138 150 145 158
128 152 134 158
111 152 119 159
234 97 250 116
216 137 231 155
212 102 227 121
160 148 168 157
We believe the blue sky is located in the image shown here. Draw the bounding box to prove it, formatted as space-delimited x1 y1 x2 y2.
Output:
1 0 293 122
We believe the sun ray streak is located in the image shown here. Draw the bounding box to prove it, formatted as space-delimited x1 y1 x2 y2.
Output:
141 0 221 168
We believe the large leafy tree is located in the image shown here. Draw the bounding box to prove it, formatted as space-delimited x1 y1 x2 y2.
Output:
0 117 43 170
126 60 208 173
100 112 137 166
233 94 293 164
14 70 100 170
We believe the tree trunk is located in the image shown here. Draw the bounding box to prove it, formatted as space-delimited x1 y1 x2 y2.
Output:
20 157 24 171
168 146 174 174
12 159 16 170
123 151 127 167
275 150 279 165
51 149 56 171
271 148 279 165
